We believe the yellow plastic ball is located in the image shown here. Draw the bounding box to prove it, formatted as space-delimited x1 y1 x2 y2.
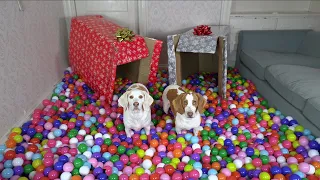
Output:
70 118 76 123
140 134 147 140
292 141 300 149
233 140 240 146
11 127 22 134
254 149 260 156
262 114 271 121
32 159 42 168
13 135 23 143
243 104 249 108
105 121 113 128
287 134 297 142
135 167 144 176
295 125 304 132
217 139 224 145
268 121 274 127
170 162 177 169
18 177 28 180
150 165 156 172
244 82 249 87
96 100 101 106
177 137 185 144
172 158 180 165
227 163 237 172
136 149 145 158
315 169 320 176
268 108 276 114
245 163 255 170
289 164 298 173
259 172 271 180
226 84 231 89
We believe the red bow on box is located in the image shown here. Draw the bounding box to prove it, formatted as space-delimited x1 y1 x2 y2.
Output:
193 25 212 36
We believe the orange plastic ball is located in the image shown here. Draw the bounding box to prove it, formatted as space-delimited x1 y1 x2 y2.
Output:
217 173 226 180
150 139 159 148
212 162 221 170
173 149 182 158
71 175 82 180
6 139 16 148
129 174 139 180
273 174 285 180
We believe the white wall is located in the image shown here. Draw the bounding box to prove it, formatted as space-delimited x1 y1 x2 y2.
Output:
232 1 311 13
310 0 320 12
142 1 224 66
0 1 68 139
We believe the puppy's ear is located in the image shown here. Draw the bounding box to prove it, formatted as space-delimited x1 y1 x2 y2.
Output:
195 93 207 114
118 91 130 110
142 91 154 111
172 94 186 116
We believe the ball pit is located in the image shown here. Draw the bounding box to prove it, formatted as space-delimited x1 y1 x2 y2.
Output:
0 67 320 180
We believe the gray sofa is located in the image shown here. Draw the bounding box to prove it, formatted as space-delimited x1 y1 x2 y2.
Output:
235 30 320 136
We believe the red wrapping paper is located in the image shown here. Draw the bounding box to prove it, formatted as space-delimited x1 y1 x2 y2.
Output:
69 15 162 103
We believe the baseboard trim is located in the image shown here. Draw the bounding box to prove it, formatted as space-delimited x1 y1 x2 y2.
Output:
0 80 61 144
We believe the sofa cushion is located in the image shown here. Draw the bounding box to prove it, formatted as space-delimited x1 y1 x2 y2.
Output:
240 50 320 80
297 31 320 58
303 97 320 127
265 64 320 110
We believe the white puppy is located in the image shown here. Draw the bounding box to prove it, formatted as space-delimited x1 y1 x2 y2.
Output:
118 83 154 137
162 85 206 136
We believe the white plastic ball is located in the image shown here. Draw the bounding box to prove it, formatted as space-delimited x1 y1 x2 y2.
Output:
56 141 63 148
277 156 286 164
85 135 93 141
25 152 34 160
83 151 92 159
113 95 119 101
308 149 319 158
60 172 72 180
217 156 222 161
166 119 173 123
142 159 152 169
48 132 55 139
145 149 154 157
60 124 68 130
253 97 258 101
286 116 294 120
66 88 71 92
205 150 211 156
59 108 66 112
69 137 78 144
244 157 252 164
103 134 111 139
29 171 36 180
149 147 156 152
192 144 201 150
243 89 248 93
307 164 315 175
145 170 151 175
65 92 70 97
157 163 165 168
86 139 94 147
94 133 103 139
315 138 320 144
52 96 59 101
78 130 86 136
229 104 236 109
64 153 71 158
231 135 237 141
263 109 268 113
79 166 90 176
196 168 203 177
182 156 190 163
208 175 218 180
257 134 264 139
12 158 24 166
233 159 243 169
99 108 106 115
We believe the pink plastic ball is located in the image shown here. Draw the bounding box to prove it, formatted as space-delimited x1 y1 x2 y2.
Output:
172 172 183 180
282 140 292 149
119 174 129 180
122 166 132 176
189 170 200 179
83 174 95 180
298 162 310 173
287 157 298 164
139 173 149 180
252 158 262 167
160 173 170 180
221 168 231 176
157 145 166 152
63 162 74 172
299 136 309 146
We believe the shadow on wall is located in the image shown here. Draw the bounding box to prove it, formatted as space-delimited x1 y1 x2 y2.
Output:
149 26 201 67
55 18 69 77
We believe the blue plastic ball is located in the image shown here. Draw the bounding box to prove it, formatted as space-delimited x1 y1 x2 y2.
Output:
1 168 14 179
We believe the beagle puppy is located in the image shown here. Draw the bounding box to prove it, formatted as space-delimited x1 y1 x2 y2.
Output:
162 85 207 136
118 83 154 137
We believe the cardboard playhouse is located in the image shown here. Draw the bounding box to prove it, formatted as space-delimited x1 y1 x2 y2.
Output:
167 26 230 98
69 15 163 103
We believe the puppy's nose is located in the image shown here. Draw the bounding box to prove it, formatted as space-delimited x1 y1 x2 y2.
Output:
187 112 193 117
133 102 139 107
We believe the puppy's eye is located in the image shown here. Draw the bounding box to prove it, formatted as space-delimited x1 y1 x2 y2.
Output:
139 95 143 99
192 101 197 105
129 96 133 99
184 101 188 105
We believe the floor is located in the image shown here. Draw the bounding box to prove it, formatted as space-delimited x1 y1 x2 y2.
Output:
0 68 319 180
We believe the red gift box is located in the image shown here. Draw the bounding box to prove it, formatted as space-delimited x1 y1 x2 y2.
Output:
69 15 162 103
